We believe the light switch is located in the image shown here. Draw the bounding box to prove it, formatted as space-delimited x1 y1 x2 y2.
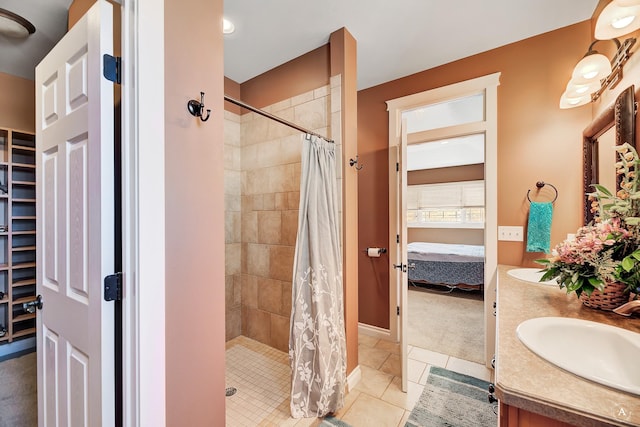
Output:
498 226 524 241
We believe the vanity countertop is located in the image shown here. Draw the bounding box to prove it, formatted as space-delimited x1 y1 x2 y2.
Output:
495 264 640 427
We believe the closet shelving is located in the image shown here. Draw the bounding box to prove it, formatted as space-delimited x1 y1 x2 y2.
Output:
0 128 37 345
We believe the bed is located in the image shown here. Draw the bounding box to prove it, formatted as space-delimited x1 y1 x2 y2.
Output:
407 242 485 291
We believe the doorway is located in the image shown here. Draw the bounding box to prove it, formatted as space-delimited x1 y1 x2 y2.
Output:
404 136 486 365
387 73 500 391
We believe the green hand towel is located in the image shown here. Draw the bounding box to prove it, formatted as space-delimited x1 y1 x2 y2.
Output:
526 201 553 253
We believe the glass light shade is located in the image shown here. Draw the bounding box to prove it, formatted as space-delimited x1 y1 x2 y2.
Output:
565 79 600 98
571 53 612 84
614 0 640 7
595 2 640 40
559 92 591 109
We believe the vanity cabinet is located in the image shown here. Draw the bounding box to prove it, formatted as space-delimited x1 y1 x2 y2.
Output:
500 402 576 427
495 265 640 427
0 128 37 347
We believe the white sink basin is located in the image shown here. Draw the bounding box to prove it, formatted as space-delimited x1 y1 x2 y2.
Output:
517 317 640 395
507 268 557 286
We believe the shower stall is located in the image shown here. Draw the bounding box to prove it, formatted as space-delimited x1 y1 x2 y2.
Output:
223 77 344 424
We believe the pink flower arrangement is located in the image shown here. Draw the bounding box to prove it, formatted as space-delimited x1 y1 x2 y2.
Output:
538 143 640 298
554 219 628 265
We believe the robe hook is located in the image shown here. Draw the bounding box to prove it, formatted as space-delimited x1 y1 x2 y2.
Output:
187 91 211 122
349 155 364 170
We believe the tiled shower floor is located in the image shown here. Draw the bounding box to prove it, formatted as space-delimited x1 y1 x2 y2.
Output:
225 335 491 426
225 337 293 426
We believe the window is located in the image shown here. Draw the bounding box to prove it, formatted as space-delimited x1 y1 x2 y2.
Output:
402 93 484 134
407 180 485 228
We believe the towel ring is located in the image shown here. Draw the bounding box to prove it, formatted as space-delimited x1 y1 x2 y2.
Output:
527 181 558 203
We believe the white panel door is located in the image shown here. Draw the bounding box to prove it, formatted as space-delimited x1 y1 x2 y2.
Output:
35 1 115 426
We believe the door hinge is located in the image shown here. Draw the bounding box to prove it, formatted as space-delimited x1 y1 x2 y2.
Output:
104 272 122 301
396 162 399 172
103 54 121 84
397 306 400 316
397 234 400 244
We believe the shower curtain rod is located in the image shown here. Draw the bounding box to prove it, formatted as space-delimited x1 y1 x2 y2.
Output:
224 95 334 143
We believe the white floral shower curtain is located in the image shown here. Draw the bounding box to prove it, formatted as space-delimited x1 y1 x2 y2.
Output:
289 135 347 418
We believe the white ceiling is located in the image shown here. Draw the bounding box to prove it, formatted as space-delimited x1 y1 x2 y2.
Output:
1 0 599 89
224 0 600 90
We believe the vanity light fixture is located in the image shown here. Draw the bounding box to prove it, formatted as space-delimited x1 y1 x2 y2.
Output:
570 42 612 85
614 0 640 6
559 92 591 109
595 0 640 40
561 0 640 109
559 37 636 109
0 8 35 38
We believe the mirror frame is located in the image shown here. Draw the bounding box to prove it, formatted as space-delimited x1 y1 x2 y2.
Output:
583 85 636 224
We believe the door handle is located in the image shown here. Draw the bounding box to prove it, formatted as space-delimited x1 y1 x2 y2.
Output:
23 295 43 314
393 263 408 273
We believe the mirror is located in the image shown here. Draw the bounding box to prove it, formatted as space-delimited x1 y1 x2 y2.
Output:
583 85 636 224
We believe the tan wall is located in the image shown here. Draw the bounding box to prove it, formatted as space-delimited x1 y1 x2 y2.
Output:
357 21 593 328
69 0 121 56
0 73 35 132
164 0 225 424
241 45 330 109
68 0 95 27
408 228 484 245
328 28 359 375
224 77 241 114
407 164 484 185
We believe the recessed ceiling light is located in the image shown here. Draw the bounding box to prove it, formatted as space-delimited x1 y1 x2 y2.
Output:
0 8 35 38
222 18 235 35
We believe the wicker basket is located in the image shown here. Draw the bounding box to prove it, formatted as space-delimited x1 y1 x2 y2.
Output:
579 282 629 311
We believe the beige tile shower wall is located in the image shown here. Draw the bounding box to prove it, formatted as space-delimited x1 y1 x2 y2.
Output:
241 84 336 352
331 75 343 239
224 110 242 340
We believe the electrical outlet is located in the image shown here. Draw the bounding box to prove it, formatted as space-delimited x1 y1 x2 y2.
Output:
498 226 524 241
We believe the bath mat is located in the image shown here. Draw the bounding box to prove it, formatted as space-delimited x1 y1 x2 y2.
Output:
406 366 497 427
320 416 353 426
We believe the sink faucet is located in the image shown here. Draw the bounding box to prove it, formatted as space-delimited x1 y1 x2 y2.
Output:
613 300 640 317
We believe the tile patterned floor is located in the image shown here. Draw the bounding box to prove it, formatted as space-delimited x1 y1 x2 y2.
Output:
225 334 493 426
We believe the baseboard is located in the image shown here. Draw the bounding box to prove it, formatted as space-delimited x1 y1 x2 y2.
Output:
346 365 361 392
0 337 36 361
358 322 391 340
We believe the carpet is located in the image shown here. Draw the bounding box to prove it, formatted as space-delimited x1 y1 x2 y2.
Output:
0 351 37 427
406 366 497 427
408 288 484 363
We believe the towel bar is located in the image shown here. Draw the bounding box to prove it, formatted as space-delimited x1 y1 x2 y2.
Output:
527 181 558 203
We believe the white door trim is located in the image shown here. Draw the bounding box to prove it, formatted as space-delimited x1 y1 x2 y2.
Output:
386 72 500 368
120 0 166 426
